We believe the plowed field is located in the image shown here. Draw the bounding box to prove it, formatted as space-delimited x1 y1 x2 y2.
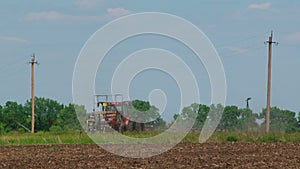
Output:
1 143 300 168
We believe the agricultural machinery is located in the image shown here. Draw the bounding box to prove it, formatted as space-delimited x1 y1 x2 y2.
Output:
86 94 130 132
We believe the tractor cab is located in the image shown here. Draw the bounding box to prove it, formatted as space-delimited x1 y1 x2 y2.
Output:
86 94 129 132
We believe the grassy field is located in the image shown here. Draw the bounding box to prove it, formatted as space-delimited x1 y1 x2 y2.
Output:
0 131 93 145
1 131 300 146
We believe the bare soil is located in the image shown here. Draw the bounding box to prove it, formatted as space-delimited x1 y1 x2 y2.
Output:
1 143 300 168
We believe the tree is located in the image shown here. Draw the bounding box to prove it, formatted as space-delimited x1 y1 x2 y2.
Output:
297 112 300 129
173 103 221 131
128 100 155 121
178 103 210 130
24 97 63 132
127 100 165 131
237 108 258 132
172 103 202 131
260 107 298 133
54 104 86 131
128 100 148 120
0 105 4 133
218 106 240 132
207 104 224 131
181 103 199 119
173 113 180 121
2 101 28 133
0 105 2 118
195 104 210 129
150 116 167 130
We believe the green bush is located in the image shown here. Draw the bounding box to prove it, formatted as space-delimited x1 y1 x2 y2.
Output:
257 133 281 142
183 132 199 143
282 133 300 142
0 123 5 134
226 135 238 142
17 128 26 133
49 126 62 132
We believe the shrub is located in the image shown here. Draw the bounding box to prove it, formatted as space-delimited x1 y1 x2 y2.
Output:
257 133 280 142
282 133 300 142
226 135 238 142
49 126 62 132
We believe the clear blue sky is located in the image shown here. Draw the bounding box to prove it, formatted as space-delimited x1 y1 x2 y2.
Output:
1 1 300 121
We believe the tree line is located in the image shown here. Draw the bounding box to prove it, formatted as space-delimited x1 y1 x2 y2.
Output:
0 97 166 133
173 103 300 133
0 97 299 133
0 97 86 133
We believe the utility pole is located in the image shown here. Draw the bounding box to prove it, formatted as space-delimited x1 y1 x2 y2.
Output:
29 54 38 133
265 31 278 133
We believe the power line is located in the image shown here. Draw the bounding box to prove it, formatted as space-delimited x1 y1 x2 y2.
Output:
0 55 28 72
220 45 265 58
215 31 270 58
0 55 29 80
215 31 270 48
0 66 27 78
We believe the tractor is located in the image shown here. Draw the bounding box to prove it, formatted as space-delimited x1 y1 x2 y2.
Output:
86 94 130 132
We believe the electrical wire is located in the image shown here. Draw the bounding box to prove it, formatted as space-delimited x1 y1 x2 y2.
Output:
0 66 28 79
213 31 271 58
215 31 270 49
220 46 266 58
0 55 28 72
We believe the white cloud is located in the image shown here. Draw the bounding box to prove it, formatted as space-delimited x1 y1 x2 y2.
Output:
25 11 80 21
0 36 28 43
107 7 131 16
23 8 131 23
23 11 100 22
284 32 300 43
75 0 103 9
248 2 271 10
224 46 248 54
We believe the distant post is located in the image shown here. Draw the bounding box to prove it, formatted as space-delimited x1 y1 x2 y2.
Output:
29 54 38 133
246 97 251 109
265 31 278 133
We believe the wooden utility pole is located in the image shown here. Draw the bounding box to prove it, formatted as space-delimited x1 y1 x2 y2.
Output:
29 54 38 133
265 31 278 133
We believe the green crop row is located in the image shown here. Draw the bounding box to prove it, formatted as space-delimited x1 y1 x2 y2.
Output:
0 131 93 145
1 131 300 146
207 131 300 142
